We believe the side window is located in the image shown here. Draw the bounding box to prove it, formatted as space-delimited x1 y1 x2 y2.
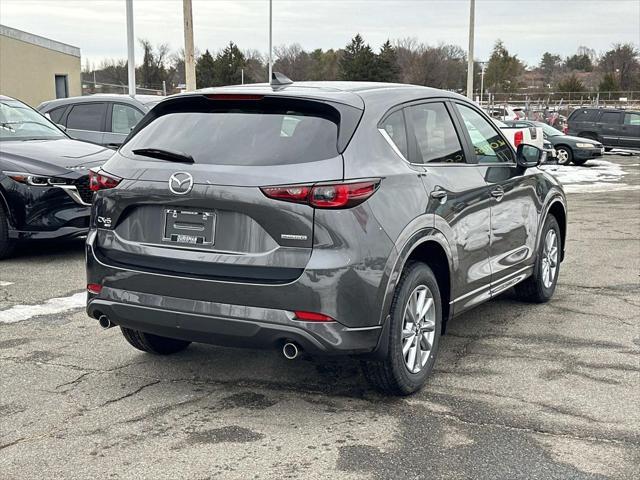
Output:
623 113 640 126
599 112 621 125
47 106 67 125
570 109 591 122
456 104 514 164
380 110 408 159
111 103 144 134
406 102 465 164
66 103 106 131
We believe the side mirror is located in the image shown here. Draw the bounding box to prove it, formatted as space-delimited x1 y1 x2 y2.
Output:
516 144 542 168
56 123 67 132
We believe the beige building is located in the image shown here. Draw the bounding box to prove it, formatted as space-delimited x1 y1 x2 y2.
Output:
0 25 81 107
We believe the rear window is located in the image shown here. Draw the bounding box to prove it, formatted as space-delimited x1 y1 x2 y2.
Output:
121 97 342 166
570 109 597 122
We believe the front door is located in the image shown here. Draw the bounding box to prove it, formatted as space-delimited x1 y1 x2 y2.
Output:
452 102 541 295
620 112 640 149
402 100 493 313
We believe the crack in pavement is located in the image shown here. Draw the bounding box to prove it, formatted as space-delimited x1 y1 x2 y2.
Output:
96 380 161 409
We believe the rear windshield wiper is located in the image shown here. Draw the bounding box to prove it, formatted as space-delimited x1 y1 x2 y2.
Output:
131 147 194 163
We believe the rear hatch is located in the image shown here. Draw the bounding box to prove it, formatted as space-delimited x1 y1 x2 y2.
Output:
92 93 363 284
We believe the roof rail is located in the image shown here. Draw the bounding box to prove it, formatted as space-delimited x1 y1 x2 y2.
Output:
270 71 293 87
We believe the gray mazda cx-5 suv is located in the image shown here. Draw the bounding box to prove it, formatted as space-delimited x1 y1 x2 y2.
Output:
86 81 567 395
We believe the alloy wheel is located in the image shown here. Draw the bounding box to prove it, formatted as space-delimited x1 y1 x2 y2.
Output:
557 149 570 165
401 285 436 374
541 229 559 289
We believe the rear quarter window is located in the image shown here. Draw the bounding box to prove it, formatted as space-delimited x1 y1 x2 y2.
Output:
122 97 346 166
569 109 597 122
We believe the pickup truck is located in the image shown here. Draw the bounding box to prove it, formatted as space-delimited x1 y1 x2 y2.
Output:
493 119 544 150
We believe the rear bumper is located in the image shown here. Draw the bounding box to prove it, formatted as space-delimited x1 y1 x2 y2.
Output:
87 292 382 355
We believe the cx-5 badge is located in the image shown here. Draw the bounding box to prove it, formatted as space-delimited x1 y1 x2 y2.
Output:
169 172 194 195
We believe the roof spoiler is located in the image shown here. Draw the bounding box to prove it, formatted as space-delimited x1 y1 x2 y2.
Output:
270 71 293 87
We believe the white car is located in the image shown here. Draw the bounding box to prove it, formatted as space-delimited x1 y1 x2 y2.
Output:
493 119 544 151
486 105 526 121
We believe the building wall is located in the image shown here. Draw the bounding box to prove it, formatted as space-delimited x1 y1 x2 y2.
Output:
0 33 81 107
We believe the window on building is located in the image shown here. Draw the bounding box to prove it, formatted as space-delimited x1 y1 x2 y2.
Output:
54 75 69 99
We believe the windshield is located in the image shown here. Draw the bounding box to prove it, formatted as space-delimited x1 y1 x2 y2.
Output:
0 99 66 141
536 122 564 137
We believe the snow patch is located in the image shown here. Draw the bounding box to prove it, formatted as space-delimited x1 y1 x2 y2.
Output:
0 292 86 324
541 159 626 186
0 281 14 287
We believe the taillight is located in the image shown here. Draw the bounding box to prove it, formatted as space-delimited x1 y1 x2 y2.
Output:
205 94 264 101
260 180 380 209
87 283 102 294
293 311 335 322
514 130 524 147
89 170 121 191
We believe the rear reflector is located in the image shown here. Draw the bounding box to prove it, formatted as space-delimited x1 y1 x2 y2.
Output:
205 94 264 101
293 311 335 322
87 283 102 294
261 180 380 209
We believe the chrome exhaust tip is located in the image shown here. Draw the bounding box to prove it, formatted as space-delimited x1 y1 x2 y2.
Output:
98 315 113 329
282 342 300 360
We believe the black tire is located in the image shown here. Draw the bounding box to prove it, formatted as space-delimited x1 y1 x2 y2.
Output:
571 158 588 166
515 215 561 303
120 327 191 355
0 203 15 260
362 262 442 396
555 146 573 166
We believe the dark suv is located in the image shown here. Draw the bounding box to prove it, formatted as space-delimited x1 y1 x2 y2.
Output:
568 107 640 150
85 82 567 395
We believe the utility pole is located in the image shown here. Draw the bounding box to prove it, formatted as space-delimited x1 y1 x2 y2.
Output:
183 0 196 91
268 0 273 83
466 0 475 99
480 62 485 105
126 0 135 97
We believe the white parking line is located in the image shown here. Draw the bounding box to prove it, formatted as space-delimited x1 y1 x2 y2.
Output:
0 292 86 324
0 281 14 287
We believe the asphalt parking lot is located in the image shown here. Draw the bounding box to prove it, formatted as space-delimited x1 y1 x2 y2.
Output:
0 154 638 479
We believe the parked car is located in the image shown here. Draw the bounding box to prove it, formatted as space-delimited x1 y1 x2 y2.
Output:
86 82 566 395
37 94 163 148
492 119 544 151
505 120 603 165
0 96 113 259
567 107 640 151
542 139 557 163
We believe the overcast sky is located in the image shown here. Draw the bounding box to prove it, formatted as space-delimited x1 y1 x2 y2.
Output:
2 0 639 67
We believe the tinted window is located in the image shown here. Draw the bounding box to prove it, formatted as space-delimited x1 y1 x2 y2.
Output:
47 106 67 124
624 113 640 126
122 98 339 166
599 112 621 125
406 103 465 164
380 110 408 159
570 109 597 122
66 103 106 131
112 103 144 134
456 104 514 163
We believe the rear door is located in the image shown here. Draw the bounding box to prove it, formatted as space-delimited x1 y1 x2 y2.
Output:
103 102 145 148
93 94 361 285
453 102 541 295
620 112 640 149
597 111 623 147
402 100 493 313
64 102 107 145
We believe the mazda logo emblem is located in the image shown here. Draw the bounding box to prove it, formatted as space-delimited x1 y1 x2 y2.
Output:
168 172 194 195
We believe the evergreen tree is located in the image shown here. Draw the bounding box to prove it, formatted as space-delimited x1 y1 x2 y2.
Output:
565 54 593 72
599 73 619 92
484 40 524 92
375 40 400 82
557 73 586 92
339 34 378 81
196 50 216 88
539 52 562 83
213 42 246 86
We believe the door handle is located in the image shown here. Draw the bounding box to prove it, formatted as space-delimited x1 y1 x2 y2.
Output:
430 188 448 203
490 186 504 201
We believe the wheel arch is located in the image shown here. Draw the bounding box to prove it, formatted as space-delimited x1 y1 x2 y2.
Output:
546 200 567 262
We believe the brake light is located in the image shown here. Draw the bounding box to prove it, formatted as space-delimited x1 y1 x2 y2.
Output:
87 283 102 294
514 130 524 147
260 180 380 209
205 94 264 101
89 170 121 191
293 311 335 322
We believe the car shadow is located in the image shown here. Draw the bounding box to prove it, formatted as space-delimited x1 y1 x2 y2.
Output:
9 238 85 261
